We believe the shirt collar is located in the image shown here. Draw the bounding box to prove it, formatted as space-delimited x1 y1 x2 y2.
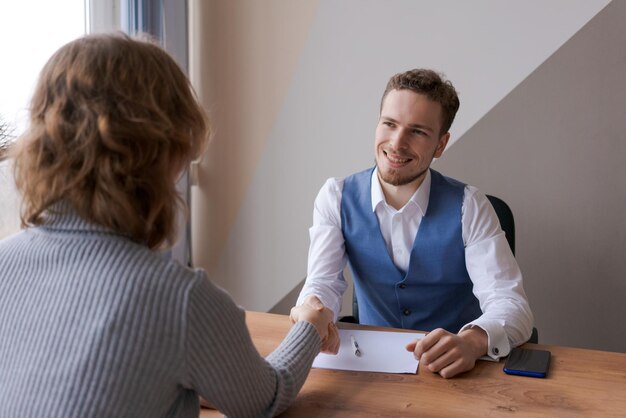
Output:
370 167 431 215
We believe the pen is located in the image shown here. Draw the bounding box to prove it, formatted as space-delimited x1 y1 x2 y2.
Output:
350 335 361 357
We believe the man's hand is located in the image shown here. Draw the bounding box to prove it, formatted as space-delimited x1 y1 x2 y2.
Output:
290 295 340 354
405 327 487 378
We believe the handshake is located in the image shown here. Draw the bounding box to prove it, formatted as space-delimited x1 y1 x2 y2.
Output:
290 295 340 354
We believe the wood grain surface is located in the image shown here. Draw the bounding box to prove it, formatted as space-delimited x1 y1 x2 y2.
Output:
201 311 626 417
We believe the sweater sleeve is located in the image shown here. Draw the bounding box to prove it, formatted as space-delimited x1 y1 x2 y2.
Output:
183 271 321 418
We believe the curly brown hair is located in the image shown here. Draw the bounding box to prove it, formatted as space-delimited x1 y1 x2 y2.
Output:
11 32 209 249
380 69 460 136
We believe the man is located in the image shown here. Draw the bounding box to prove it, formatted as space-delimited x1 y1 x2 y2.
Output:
293 69 533 378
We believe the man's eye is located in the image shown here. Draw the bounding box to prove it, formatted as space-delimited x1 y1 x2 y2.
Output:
412 129 425 136
383 121 394 127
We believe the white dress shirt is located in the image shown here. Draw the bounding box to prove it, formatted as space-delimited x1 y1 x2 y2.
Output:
298 168 534 359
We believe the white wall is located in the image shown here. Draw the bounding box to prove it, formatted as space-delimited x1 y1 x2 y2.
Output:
190 0 624 352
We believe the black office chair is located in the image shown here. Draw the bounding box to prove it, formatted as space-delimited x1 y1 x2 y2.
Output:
486 195 515 255
340 194 538 344
486 195 538 344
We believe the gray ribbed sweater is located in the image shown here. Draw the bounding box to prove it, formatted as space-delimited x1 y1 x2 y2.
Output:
0 210 320 418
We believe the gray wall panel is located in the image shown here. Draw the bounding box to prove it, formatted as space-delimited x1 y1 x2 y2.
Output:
434 0 626 352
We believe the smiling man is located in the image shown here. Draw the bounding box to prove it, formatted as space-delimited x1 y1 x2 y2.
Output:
294 69 534 378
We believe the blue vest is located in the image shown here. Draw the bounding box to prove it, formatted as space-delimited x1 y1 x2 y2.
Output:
340 168 481 333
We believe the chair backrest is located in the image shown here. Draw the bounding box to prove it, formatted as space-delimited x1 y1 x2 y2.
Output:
486 194 515 255
486 194 538 343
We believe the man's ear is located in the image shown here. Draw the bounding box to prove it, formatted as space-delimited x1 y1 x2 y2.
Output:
435 132 450 158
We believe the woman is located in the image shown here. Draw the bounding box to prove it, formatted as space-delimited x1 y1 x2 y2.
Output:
0 33 335 417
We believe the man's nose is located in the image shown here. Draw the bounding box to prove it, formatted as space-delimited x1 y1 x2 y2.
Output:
389 129 409 150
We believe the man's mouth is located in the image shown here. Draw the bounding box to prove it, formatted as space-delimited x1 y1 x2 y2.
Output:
384 151 411 164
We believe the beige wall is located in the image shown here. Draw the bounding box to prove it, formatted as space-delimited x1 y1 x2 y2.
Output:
189 0 319 287
188 0 625 352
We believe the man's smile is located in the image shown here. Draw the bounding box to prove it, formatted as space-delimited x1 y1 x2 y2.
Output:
383 150 413 166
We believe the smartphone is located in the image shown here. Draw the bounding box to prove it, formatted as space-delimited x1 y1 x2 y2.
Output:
503 347 551 378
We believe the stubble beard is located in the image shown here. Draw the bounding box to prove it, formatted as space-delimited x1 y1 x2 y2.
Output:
375 145 438 187
377 163 429 187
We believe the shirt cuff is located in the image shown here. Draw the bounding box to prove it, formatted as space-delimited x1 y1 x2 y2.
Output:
460 320 511 361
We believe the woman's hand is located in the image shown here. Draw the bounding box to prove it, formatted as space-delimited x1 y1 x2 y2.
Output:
290 295 340 354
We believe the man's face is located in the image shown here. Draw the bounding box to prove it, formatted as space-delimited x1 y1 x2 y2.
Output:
374 89 449 188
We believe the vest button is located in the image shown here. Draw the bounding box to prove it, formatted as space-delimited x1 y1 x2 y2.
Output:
403 309 411 316
399 283 407 289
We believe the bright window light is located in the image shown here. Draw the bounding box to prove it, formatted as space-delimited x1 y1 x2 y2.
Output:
0 0 85 238
0 0 86 140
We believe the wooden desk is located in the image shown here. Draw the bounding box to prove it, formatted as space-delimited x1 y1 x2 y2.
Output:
201 312 626 417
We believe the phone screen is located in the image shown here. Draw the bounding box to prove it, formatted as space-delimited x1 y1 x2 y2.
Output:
503 347 551 378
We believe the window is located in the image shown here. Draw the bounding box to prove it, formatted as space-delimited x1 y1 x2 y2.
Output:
0 1 86 145
0 0 85 239
1 1 191 259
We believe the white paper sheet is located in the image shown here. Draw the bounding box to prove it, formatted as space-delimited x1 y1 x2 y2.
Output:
312 329 425 374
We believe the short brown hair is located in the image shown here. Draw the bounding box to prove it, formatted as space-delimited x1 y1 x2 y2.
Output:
380 69 460 135
11 32 209 249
